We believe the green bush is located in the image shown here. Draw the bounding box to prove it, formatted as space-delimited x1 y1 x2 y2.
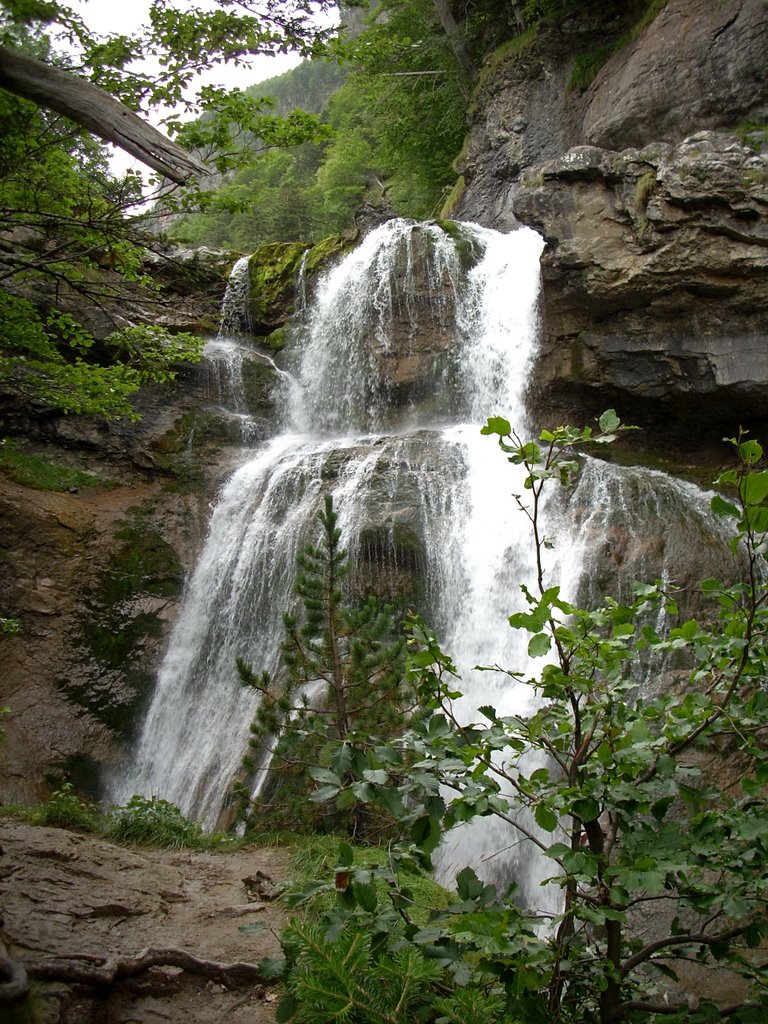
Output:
104 795 208 849
30 783 100 832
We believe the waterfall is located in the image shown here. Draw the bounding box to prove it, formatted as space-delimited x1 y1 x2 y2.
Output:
114 219 732 906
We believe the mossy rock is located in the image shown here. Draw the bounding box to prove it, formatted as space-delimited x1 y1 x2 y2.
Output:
248 241 310 333
67 520 184 736
247 235 350 335
154 410 231 456
353 522 427 607
435 218 484 269
302 235 348 276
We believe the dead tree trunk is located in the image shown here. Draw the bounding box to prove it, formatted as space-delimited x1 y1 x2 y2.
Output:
0 46 208 184
431 0 476 98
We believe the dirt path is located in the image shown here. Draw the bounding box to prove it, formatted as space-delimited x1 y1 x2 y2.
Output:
0 820 292 1024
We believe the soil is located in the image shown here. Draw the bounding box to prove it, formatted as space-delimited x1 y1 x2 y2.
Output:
0 820 292 1024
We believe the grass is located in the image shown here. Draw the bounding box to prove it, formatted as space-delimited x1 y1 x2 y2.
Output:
265 832 453 925
0 439 108 491
733 122 768 153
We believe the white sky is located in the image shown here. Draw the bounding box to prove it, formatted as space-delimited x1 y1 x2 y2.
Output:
67 0 312 176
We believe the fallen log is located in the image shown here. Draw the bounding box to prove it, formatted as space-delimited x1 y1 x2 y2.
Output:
26 946 270 989
0 46 209 184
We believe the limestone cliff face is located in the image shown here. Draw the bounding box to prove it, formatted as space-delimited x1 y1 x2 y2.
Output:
454 0 768 449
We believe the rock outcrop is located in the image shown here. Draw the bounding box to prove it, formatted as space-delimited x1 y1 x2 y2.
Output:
0 820 289 1024
515 131 768 445
454 0 768 449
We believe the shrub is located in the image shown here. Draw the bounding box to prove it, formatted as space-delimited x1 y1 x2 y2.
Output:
104 795 207 849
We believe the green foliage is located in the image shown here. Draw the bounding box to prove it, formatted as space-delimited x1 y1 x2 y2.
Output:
15 785 223 851
281 921 444 1024
0 438 107 491
275 413 768 1024
236 495 410 837
0 2 334 420
29 782 100 832
104 794 208 849
170 0 474 248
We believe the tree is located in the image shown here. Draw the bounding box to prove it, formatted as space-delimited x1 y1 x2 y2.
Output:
0 0 333 419
276 414 768 1024
235 495 411 837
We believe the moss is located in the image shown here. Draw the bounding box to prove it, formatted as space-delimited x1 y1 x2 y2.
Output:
733 123 768 153
260 326 287 351
568 38 626 91
302 235 349 276
67 518 183 734
434 218 484 269
248 241 309 328
153 410 230 492
481 24 539 75
0 996 37 1023
154 410 230 456
743 168 768 187
567 0 669 92
102 525 183 603
246 237 348 334
635 171 656 207
0 439 110 491
439 176 465 220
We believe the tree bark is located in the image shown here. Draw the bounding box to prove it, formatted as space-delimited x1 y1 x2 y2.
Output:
0 46 208 184
431 0 476 98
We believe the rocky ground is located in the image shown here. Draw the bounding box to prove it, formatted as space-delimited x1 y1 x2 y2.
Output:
0 820 292 1024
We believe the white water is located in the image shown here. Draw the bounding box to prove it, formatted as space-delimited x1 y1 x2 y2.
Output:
114 219 730 910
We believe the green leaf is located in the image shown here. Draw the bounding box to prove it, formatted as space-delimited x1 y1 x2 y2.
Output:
571 798 600 823
456 866 484 900
309 784 341 803
739 439 763 464
711 494 739 518
256 956 285 980
238 922 266 935
353 880 378 912
481 416 511 437
528 632 552 658
276 994 297 1023
742 470 768 505
534 803 558 832
598 409 620 433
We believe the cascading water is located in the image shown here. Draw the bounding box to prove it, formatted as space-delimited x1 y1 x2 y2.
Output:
114 219 733 907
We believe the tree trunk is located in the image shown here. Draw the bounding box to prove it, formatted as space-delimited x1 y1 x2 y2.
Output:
431 0 476 97
0 46 208 184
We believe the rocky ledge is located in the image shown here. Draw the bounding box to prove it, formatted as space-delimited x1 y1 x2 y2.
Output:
0 820 289 1023
512 131 768 449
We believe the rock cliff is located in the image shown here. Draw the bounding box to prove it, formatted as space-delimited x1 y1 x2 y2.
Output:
454 0 768 451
